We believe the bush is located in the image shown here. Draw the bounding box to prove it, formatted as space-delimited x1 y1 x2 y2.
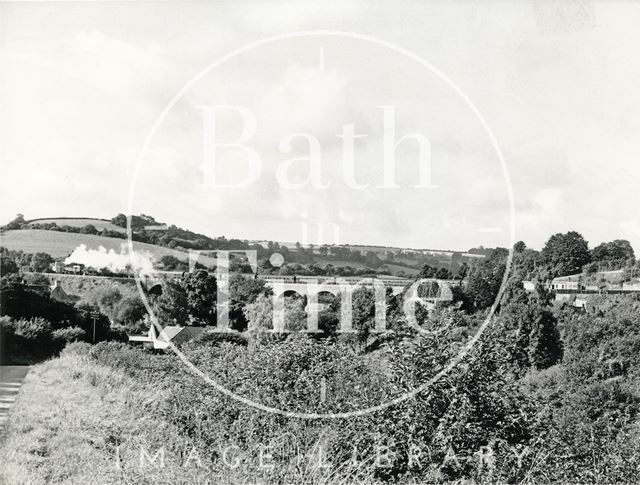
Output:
1 278 79 324
0 307 127 365
1 317 54 363
60 341 92 357
186 330 248 348
77 333 540 482
78 286 122 321
114 294 146 326
52 326 86 344
12 317 52 342
108 326 130 343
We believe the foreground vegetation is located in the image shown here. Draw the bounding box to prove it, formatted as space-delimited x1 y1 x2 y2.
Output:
3 289 640 484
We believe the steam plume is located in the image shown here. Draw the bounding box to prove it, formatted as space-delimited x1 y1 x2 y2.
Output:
64 243 155 276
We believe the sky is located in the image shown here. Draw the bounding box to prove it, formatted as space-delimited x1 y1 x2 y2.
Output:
1 1 639 252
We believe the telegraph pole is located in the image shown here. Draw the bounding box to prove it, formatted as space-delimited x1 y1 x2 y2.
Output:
90 310 100 343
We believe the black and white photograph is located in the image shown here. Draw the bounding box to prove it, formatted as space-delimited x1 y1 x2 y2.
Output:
1 1 640 484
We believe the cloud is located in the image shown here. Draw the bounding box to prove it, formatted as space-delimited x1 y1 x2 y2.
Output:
2 1 640 253
69 30 168 100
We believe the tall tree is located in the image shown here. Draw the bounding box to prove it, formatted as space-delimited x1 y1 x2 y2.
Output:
181 270 218 325
228 274 272 331
591 239 635 264
150 270 217 326
30 252 53 273
465 248 508 310
513 241 527 253
542 231 591 276
244 294 307 334
4 214 25 230
498 284 563 371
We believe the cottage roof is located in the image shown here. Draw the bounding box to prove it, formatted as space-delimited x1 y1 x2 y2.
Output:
50 285 75 303
157 326 185 342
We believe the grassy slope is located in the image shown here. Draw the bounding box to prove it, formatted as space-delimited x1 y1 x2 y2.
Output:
313 257 380 271
0 348 197 485
384 263 420 276
1 230 408 274
0 229 216 267
0 346 378 485
27 218 126 233
311 257 420 275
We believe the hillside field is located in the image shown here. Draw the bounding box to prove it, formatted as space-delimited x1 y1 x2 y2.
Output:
312 257 421 275
0 229 216 267
384 263 421 275
26 217 125 233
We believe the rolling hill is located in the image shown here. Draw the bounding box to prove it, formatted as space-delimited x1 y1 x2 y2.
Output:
26 217 125 233
1 215 480 276
0 229 216 267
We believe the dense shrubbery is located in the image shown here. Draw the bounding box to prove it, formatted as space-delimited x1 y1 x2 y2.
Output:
57 289 639 483
0 316 85 363
517 295 640 482
189 329 249 347
5 304 640 484
21 257 628 484
59 334 531 482
78 284 147 330
1 247 53 273
0 271 129 363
